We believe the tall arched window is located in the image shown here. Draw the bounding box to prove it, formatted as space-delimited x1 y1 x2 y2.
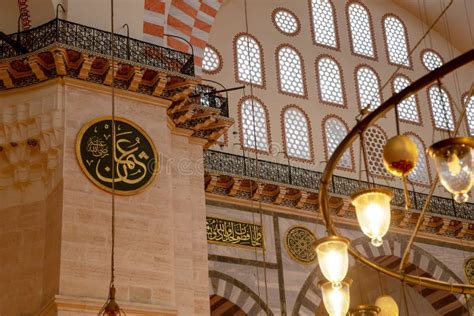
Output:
234 33 265 87
364 126 390 178
239 97 270 152
392 75 420 124
421 49 443 71
464 94 474 136
282 106 312 160
428 85 455 131
310 0 338 49
355 65 382 111
323 116 354 170
347 1 376 58
277 45 306 97
383 14 411 67
406 133 431 186
316 55 345 106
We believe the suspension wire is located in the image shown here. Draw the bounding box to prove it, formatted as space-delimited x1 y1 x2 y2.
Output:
401 281 410 316
464 0 474 47
243 0 270 313
377 270 385 295
110 0 116 288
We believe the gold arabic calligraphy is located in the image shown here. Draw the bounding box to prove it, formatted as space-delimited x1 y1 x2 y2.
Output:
206 217 264 249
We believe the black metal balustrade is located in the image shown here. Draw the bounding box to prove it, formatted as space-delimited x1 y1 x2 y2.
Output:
204 150 474 220
191 84 229 117
0 18 194 76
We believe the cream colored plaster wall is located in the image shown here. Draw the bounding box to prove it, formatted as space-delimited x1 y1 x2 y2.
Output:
204 0 473 199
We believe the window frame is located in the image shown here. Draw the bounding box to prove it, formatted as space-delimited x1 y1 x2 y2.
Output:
322 114 355 172
382 13 412 69
233 32 266 88
346 0 377 60
420 48 444 72
354 64 383 111
405 132 432 187
391 74 423 126
237 96 272 154
276 43 308 98
281 104 314 163
202 44 223 75
308 0 340 50
271 7 301 37
427 84 456 132
315 54 347 108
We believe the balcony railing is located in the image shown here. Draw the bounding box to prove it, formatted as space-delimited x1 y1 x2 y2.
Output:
204 150 474 220
0 18 194 76
191 84 229 117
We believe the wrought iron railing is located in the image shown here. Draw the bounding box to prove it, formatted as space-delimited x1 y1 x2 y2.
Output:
204 150 474 220
191 84 229 117
0 18 194 76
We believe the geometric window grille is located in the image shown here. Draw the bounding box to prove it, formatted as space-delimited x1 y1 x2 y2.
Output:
283 107 311 160
465 94 474 136
240 98 269 151
356 66 381 111
428 85 454 131
383 15 411 67
202 46 221 73
277 46 306 96
364 126 390 177
407 134 430 185
422 50 443 71
324 117 353 169
392 75 420 123
235 34 264 86
273 9 300 35
317 56 344 106
310 0 338 48
347 2 375 58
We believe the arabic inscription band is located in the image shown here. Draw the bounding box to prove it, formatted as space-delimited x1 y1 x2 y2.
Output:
76 116 158 195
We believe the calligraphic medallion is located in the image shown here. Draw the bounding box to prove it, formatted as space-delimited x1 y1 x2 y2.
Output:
465 257 474 285
285 226 317 264
76 116 158 195
206 216 264 249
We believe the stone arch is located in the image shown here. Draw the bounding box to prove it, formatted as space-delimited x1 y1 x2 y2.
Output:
292 235 467 315
209 270 274 316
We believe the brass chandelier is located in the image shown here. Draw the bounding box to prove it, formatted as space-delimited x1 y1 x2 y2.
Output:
316 49 474 315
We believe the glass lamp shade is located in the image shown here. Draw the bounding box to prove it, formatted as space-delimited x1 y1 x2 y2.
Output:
349 304 381 316
320 280 351 316
98 286 126 316
375 295 399 316
315 236 350 288
351 188 393 247
428 137 474 203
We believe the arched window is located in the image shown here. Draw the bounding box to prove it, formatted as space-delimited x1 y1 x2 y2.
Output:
464 94 474 136
282 106 312 160
239 97 270 152
407 134 431 186
277 45 306 97
421 49 443 71
202 45 222 74
364 126 390 178
428 85 455 131
383 15 411 67
323 116 354 170
234 33 264 87
316 55 345 106
392 75 420 123
310 0 338 49
355 65 382 111
347 2 376 58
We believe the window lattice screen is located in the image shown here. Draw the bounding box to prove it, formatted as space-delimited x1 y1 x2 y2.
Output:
324 117 353 169
274 9 299 34
422 50 443 71
202 46 220 73
240 98 269 151
428 86 454 130
235 35 263 85
356 66 381 111
310 0 338 48
347 3 375 58
284 108 311 160
278 46 305 96
317 57 344 105
364 126 390 177
383 15 410 66
407 135 430 185
393 75 419 123
465 95 474 136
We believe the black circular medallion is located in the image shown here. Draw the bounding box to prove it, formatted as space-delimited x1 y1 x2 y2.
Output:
76 116 158 195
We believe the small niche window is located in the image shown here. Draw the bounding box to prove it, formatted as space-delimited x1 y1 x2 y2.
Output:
383 15 411 67
283 107 312 160
421 50 443 71
234 34 264 86
240 97 269 151
310 0 338 48
347 2 375 58
202 45 221 74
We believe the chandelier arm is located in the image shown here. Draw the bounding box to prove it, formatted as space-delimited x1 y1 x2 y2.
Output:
318 49 474 294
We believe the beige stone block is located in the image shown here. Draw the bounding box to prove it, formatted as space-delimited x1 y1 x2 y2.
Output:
130 286 152 304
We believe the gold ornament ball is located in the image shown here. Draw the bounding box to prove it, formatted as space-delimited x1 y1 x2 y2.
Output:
383 135 419 177
375 295 399 316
